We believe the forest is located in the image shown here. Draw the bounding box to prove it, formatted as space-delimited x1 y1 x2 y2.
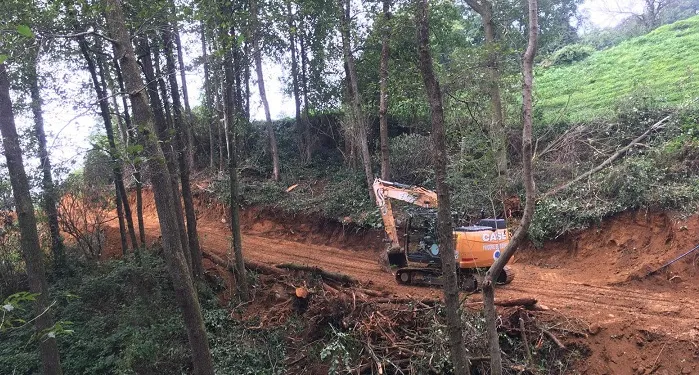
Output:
1 0 699 374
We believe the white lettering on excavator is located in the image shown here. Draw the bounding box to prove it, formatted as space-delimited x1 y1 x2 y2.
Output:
481 231 506 242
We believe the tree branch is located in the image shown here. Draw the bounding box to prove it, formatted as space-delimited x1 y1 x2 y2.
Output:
540 114 672 199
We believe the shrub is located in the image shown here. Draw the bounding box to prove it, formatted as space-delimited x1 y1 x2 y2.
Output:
550 44 595 66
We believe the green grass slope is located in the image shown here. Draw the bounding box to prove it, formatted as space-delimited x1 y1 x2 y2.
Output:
535 16 699 125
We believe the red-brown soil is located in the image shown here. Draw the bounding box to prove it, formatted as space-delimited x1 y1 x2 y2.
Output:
104 190 699 375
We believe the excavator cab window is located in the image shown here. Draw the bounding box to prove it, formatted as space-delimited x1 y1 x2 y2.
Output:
477 218 506 229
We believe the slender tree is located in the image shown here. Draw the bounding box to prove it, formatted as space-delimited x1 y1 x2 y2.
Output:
0 62 63 375
163 26 204 279
481 0 538 372
338 0 374 199
465 0 507 194
95 46 139 251
28 53 65 269
286 0 307 163
172 21 195 167
102 1 214 373
416 0 469 373
298 13 312 162
222 27 250 302
200 22 216 171
77 34 136 254
138 36 193 271
113 59 146 247
378 0 392 180
251 0 280 181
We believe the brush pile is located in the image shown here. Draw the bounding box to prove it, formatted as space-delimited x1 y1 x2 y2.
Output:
204 252 589 374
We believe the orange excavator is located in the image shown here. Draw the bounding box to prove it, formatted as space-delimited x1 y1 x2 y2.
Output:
372 178 514 290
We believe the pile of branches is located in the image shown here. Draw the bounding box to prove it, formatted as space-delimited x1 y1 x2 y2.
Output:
204 252 588 374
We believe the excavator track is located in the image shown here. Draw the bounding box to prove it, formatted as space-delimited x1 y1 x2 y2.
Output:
395 266 515 291
395 267 443 287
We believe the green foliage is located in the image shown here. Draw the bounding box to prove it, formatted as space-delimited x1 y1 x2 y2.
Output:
529 129 699 245
386 134 434 184
1 292 37 331
0 253 288 374
206 309 286 374
15 25 34 38
549 44 595 66
320 326 360 374
536 16 699 125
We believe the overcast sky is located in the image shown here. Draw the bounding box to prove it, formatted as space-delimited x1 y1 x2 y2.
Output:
24 0 647 177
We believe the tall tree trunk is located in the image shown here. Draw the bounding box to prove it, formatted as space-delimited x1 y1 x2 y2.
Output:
232 29 246 157
223 47 250 302
217 91 226 170
102 2 215 373
154 47 175 130
378 0 391 180
243 40 251 127
416 1 469 374
251 0 280 181
78 36 135 253
173 22 195 160
0 63 64 375
164 27 204 279
286 0 306 162
482 0 538 373
338 0 375 200
28 58 65 269
105 65 129 146
200 22 216 171
96 47 139 251
465 0 507 192
299 17 313 162
140 37 193 272
114 59 146 247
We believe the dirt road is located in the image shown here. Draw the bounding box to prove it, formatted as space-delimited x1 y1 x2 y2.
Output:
108 192 699 374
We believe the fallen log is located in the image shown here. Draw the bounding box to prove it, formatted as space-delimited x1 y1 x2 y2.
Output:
276 263 358 284
495 298 537 307
356 287 390 298
466 298 538 308
371 297 441 305
203 251 285 276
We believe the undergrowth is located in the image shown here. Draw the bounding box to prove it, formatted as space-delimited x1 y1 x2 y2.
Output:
0 253 286 375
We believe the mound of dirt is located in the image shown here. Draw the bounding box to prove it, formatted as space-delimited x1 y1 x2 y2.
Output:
517 210 699 287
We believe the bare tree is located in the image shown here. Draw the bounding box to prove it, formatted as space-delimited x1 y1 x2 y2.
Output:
415 0 469 374
58 180 113 259
0 62 63 375
102 1 214 373
481 0 538 372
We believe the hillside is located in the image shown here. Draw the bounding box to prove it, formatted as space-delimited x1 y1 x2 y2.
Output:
536 15 699 125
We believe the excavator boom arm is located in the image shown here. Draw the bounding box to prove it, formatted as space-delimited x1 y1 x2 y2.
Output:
372 178 438 251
